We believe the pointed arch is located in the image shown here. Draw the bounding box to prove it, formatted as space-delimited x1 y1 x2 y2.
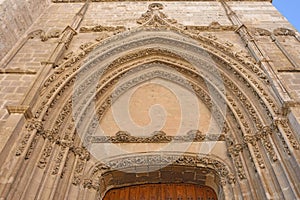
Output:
12 28 300 200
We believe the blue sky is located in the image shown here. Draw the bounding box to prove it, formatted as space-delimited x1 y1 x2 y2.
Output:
273 0 300 31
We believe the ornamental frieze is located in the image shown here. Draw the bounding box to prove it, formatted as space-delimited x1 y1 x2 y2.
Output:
86 130 226 144
28 29 61 42
79 25 126 33
86 153 235 188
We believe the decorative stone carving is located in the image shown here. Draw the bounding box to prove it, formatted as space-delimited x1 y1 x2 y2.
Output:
28 29 44 39
250 27 271 36
38 141 53 169
15 120 44 156
87 130 226 144
257 126 278 162
136 4 236 32
244 135 265 169
25 137 38 159
228 144 243 157
137 3 181 28
275 118 300 150
186 22 237 33
41 29 61 41
273 28 296 36
79 25 126 33
15 133 31 156
52 147 67 175
39 30 276 129
28 29 61 42
87 154 235 189
72 160 86 186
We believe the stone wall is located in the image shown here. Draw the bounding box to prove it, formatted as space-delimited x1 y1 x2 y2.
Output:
0 0 49 60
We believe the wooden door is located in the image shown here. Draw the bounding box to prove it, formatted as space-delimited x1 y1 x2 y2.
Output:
104 183 217 200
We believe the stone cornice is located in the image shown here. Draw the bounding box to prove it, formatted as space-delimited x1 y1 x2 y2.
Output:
6 105 33 119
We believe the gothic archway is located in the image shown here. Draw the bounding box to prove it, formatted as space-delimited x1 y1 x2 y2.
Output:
7 24 300 200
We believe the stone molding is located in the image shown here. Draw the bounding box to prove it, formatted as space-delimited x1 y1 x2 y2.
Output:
0 68 37 74
86 130 226 143
83 153 235 191
6 105 33 119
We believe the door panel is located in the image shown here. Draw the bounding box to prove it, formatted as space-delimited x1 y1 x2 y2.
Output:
104 183 217 200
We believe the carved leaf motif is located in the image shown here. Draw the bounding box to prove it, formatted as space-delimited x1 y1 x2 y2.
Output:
88 130 225 144
273 28 296 36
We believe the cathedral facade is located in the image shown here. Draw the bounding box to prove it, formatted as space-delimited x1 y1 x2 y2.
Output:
0 0 300 199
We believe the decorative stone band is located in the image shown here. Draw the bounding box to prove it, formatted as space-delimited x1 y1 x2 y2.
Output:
83 153 235 190
85 130 226 143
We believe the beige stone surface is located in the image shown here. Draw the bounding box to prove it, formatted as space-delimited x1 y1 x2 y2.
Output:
0 0 49 60
0 1 299 200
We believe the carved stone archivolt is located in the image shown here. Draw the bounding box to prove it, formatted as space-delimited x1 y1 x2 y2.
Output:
34 29 282 175
10 4 300 200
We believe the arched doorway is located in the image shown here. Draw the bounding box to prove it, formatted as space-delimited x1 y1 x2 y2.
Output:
104 183 217 200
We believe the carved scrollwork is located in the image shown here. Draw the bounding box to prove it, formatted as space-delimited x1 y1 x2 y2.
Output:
52 147 67 175
186 22 237 34
228 144 243 157
25 120 44 133
244 135 265 169
87 130 225 144
250 27 271 36
273 28 296 36
38 141 53 169
24 137 38 160
15 133 31 156
15 120 44 156
72 160 86 186
275 118 300 150
87 154 235 189
79 25 126 33
257 126 278 162
83 178 100 190
137 3 180 27
227 143 247 179
28 29 60 42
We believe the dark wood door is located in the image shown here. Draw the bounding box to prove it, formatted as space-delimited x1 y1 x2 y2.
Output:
104 183 217 200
